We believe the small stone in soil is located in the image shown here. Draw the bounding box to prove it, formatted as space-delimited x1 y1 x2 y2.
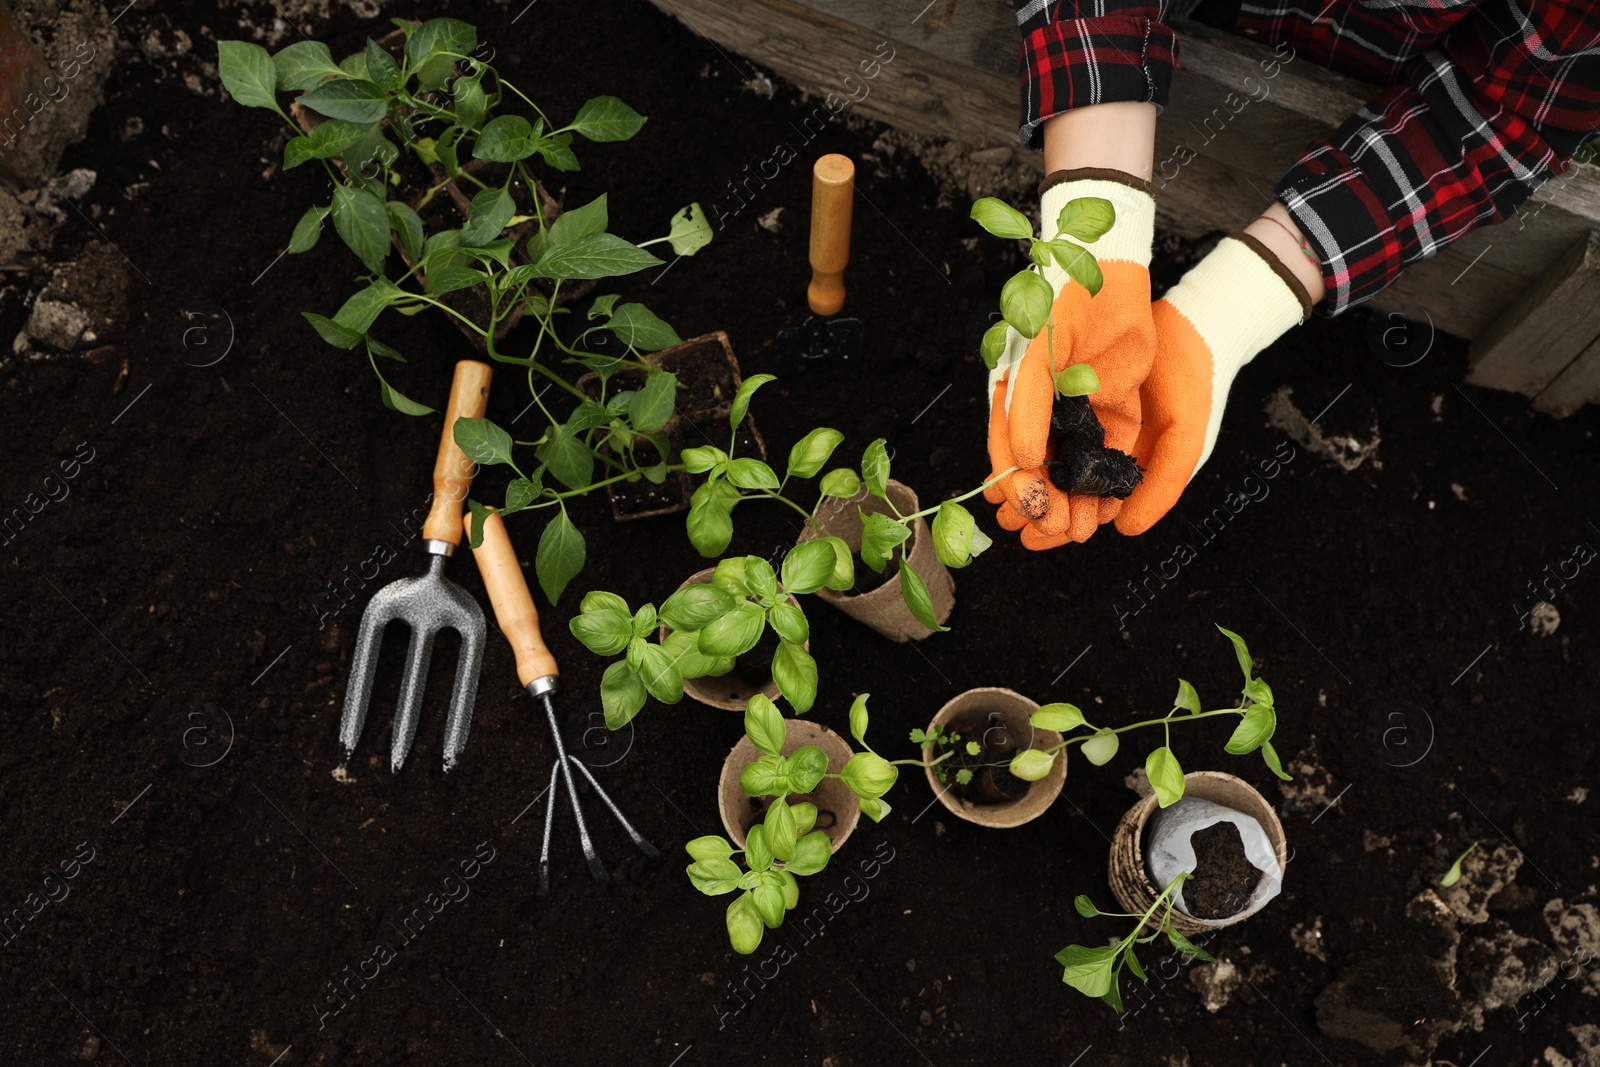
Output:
1184 822 1261 919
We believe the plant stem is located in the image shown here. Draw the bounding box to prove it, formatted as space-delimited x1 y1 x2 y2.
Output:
897 467 1020 522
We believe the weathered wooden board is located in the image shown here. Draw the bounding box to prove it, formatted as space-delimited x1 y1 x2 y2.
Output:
1466 231 1600 394
648 0 1600 407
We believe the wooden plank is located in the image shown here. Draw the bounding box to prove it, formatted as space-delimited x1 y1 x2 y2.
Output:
1466 231 1600 394
1533 334 1600 416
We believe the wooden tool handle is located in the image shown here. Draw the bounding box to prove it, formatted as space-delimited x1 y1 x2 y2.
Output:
807 154 855 316
423 361 493 544
465 510 559 687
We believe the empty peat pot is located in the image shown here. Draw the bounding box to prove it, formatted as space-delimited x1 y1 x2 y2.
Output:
1108 770 1289 936
658 567 808 712
718 718 859 851
921 687 1066 829
795 478 954 642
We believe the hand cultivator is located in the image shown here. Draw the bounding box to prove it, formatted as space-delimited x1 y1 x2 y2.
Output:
339 361 492 774
466 509 659 894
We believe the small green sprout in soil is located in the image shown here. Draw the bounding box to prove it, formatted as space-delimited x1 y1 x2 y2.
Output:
1005 626 1294 808
1059 874 1215 1010
1439 841 1479 888
969 195 1143 498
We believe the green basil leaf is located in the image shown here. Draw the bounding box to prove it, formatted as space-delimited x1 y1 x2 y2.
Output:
726 891 763 954
969 196 1033 240
599 659 646 729
818 468 861 499
841 752 897 800
787 831 832 876
771 641 817 714
1048 239 1103 297
1225 703 1277 756
744 693 786 757
767 601 809 645
697 600 766 658
1031 703 1086 733
1056 196 1116 243
861 439 891 499
1000 268 1052 339
1081 727 1120 766
779 539 835 596
786 427 844 480
763 796 797 864
1009 748 1057 782
726 458 779 490
1146 746 1186 807
729 373 775 432
785 746 829 793
685 836 734 862
659 583 735 632
686 479 739 557
568 608 633 657
687 856 742 895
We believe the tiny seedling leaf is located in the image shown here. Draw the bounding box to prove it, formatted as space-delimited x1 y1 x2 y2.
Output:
1440 841 1479 888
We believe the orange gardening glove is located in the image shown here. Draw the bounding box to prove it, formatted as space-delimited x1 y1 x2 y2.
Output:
1115 232 1313 535
984 169 1158 549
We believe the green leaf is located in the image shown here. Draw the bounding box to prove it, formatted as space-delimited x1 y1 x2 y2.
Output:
979 321 1009 370
385 201 424 261
534 508 586 604
299 78 388 124
452 73 487 130
1123 942 1148 983
860 512 910 574
847 693 870 746
623 370 675 434
898 562 949 633
681 446 727 475
752 882 786 929
787 831 831 876
745 825 774 873
271 40 342 92
288 206 330 254
364 37 400 91
475 115 539 162
730 373 775 433
451 417 514 467
534 233 663 280
726 458 779 490
550 194 609 245
333 277 403 335
581 590 630 615
686 479 740 557
791 803 818 836
330 183 390 273
1217 625 1253 681
785 427 844 481
303 312 360 349
1147 747 1186 807
336 50 369 81
1031 703 1086 733
569 95 647 141
687 855 743 895
861 439 891 499
539 426 593 491
818 468 861 499
841 752 897 800
460 186 514 247
697 600 766 658
1174 679 1201 715
1440 841 1479 888
780 539 836 595
861 792 893 821
632 641 683 704
763 796 797 863
745 557 778 602
820 535 855 591
366 336 401 363
1073 895 1100 918
1225 703 1277 756
970 197 1033 240
405 17 476 91
1009 748 1056 782
930 501 991 569
1001 268 1052 339
767 601 809 645
606 303 682 352
660 583 735 632
1053 363 1101 398
1081 728 1120 766
569 608 633 657
1167 927 1215 962
217 41 281 112
1056 196 1116 243
600 659 647 729
283 135 316 170
667 202 713 255
661 629 733 680
1260 739 1293 781
685 836 734 862
1055 944 1118 998
744 693 786 757
739 754 787 797
726 892 763 955
535 132 580 172
1047 239 1104 296
786 746 829 793
771 641 817 714
375 374 434 416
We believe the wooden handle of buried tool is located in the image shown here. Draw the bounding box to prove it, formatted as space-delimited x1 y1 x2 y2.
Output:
423 361 493 545
465 510 558 687
807 154 854 316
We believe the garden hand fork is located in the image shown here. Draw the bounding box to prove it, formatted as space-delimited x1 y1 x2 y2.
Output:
340 361 492 773
466 509 659 894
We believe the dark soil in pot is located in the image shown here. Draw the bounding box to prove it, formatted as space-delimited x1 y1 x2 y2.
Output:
1183 821 1262 920
941 710 1031 804
732 624 780 690
2 1 1597 1066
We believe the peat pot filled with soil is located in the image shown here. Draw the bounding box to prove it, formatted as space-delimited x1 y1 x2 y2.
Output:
796 478 954 642
661 567 807 711
718 718 859 851
1109 771 1289 936
922 687 1067 828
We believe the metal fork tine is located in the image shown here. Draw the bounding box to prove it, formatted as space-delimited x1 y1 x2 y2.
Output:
440 597 487 774
339 594 397 759
388 623 438 774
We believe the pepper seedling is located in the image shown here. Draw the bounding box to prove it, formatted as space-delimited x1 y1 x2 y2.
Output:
1439 841 1479 888
1058 874 1216 1009
1004 626 1293 807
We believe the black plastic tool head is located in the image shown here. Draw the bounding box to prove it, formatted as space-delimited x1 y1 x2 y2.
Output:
776 314 864 376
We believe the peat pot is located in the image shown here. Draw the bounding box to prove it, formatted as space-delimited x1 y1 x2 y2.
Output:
1109 770 1289 936
718 718 859 851
660 567 806 712
796 478 954 641
921 687 1066 829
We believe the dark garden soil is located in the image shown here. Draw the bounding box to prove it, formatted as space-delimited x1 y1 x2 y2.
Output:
3 2 1599 1066
943 710 1032 806
1184 822 1258 920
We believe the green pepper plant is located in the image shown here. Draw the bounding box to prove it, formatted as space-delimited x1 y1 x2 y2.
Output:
1057 874 1216 1010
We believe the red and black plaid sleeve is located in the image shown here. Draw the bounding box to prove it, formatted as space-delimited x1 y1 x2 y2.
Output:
1266 0 1600 314
1014 0 1181 148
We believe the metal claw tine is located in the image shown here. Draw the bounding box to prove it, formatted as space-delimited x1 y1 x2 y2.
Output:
388 623 438 774
567 758 660 860
540 694 607 883
538 760 561 898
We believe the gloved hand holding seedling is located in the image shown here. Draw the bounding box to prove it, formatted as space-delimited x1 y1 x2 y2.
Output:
1006 626 1293 805
973 168 1158 548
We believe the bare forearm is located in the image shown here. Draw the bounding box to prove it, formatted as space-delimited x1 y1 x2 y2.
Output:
1039 102 1157 181
1244 203 1326 306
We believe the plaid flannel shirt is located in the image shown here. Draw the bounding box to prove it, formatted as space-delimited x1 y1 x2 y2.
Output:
1015 0 1600 314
